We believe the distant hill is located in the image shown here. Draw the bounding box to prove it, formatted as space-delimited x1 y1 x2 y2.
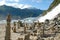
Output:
0 5 43 20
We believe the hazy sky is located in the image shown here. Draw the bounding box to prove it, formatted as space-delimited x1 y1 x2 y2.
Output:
0 0 53 10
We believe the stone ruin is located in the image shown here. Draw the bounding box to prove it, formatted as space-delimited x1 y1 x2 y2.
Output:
4 14 60 40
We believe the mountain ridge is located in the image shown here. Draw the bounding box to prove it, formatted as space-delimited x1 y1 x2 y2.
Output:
38 0 60 22
47 0 60 11
0 5 43 20
41 0 60 16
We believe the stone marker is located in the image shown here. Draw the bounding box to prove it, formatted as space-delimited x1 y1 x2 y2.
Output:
5 14 11 40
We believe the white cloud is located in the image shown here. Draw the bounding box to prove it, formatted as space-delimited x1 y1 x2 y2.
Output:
5 3 19 8
5 3 32 9
14 0 19 2
0 0 5 6
36 0 42 3
32 0 42 3
6 0 19 2
0 0 32 9
22 5 32 9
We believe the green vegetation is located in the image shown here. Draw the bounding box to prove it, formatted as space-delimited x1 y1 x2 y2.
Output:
48 0 60 11
41 10 47 16
42 0 60 16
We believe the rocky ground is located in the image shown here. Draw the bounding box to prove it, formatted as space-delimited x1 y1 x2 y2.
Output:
0 24 21 40
0 23 60 40
0 24 6 40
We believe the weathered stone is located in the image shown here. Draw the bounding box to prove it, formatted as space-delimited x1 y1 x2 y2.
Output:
5 14 11 40
24 33 30 40
13 22 16 33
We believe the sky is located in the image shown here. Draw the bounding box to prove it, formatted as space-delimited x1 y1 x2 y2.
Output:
0 0 53 10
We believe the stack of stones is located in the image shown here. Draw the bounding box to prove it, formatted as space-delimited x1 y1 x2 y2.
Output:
13 22 16 33
5 14 11 40
24 33 30 40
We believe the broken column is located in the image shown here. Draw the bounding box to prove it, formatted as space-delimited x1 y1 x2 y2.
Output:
17 21 20 29
24 23 27 34
13 22 16 32
5 14 11 40
24 33 30 40
17 38 23 40
17 20 22 29
41 22 45 37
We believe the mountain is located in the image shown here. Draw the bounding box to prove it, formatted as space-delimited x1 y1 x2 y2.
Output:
48 0 60 11
38 0 60 22
41 0 60 16
0 5 43 20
